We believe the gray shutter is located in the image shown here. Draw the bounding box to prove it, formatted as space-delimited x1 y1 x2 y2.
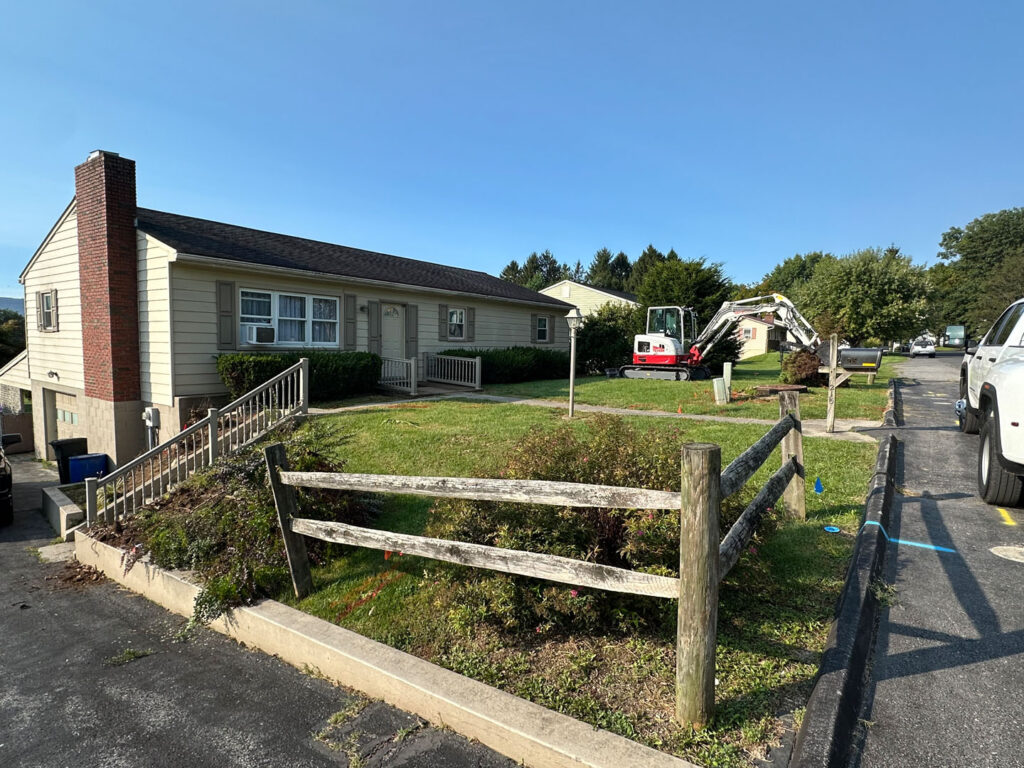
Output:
367 300 382 356
405 304 418 359
343 294 357 350
438 304 448 341
50 290 58 332
216 281 235 350
530 313 538 343
35 292 43 331
547 314 554 344
466 307 475 343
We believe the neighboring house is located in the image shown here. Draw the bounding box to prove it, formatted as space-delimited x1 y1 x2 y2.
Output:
734 316 790 360
6 151 571 466
539 280 638 317
0 350 34 453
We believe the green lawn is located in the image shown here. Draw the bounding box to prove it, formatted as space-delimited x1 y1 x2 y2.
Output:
279 401 875 766
482 353 903 421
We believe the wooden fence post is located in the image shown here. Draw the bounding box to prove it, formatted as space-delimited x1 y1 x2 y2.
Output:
826 334 838 434
207 408 220 465
677 442 721 728
778 391 806 519
264 443 313 598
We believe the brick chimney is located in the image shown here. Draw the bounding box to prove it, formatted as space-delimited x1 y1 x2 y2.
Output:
75 150 141 403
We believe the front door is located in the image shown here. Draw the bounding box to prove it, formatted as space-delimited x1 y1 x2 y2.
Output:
381 303 405 359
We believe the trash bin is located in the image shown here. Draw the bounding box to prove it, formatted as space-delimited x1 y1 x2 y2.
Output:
67 453 108 483
49 437 89 484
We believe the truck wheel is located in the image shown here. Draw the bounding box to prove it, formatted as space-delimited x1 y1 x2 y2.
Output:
958 376 980 434
979 419 1024 506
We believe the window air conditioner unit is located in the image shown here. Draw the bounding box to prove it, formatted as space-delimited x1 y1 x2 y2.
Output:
245 325 276 344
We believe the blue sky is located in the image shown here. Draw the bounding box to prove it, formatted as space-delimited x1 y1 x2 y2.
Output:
1 1 1022 298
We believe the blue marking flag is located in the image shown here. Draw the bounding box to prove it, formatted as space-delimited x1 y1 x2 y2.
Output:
823 525 840 533
814 477 824 494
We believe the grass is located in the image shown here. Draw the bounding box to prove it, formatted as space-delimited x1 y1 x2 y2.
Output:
479 353 903 421
105 647 156 666
276 400 875 766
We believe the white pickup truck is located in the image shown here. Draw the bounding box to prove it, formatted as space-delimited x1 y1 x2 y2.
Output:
956 297 1024 506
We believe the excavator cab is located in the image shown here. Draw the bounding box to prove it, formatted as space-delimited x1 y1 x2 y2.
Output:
646 306 697 344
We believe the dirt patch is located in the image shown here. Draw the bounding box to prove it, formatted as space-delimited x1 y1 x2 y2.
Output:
46 561 108 590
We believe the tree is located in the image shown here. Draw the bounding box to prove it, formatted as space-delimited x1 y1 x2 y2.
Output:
609 251 632 291
798 247 929 345
626 244 666 294
938 208 1024 334
499 250 568 291
753 251 830 299
585 248 616 290
576 303 644 374
0 309 24 367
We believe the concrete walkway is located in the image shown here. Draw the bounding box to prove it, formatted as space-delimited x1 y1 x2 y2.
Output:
854 355 1024 767
0 457 512 767
311 392 879 443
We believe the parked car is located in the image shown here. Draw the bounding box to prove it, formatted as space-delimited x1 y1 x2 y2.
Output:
0 433 19 526
909 339 936 358
955 297 1024 506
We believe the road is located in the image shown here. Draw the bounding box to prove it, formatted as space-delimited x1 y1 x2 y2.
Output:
856 354 1024 768
0 455 513 768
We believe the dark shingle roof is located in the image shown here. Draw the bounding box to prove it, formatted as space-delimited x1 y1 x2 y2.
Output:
135 208 571 308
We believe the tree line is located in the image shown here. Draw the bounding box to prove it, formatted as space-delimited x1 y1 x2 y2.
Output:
501 206 1024 347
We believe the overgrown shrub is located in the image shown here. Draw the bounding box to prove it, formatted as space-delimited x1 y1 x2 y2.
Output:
427 415 759 635
216 350 381 400
576 304 642 374
437 347 570 384
780 349 825 385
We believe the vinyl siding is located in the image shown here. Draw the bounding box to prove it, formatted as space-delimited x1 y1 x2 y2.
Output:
539 281 636 317
22 206 84 390
170 261 570 398
137 232 174 405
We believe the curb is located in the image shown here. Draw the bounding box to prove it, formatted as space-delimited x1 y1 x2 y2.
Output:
788 433 897 768
74 532 696 768
882 379 901 428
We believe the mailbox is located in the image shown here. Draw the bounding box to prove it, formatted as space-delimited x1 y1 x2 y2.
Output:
838 347 883 371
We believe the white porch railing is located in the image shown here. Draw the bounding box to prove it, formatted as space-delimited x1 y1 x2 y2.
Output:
85 358 309 525
379 357 418 395
424 353 482 390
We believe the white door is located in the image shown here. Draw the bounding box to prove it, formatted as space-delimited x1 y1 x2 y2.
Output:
381 303 405 359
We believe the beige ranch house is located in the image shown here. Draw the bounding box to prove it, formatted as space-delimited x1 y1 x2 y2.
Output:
539 280 638 317
8 151 570 466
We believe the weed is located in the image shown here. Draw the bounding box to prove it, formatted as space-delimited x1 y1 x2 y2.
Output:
105 647 155 666
870 579 897 607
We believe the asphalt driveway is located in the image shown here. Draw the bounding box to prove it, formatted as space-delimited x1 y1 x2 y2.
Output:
855 354 1024 768
0 457 512 768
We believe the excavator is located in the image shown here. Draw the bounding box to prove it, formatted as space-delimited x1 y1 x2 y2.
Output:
619 293 821 381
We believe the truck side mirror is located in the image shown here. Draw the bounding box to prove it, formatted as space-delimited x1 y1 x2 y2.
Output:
965 346 977 357
1 433 22 448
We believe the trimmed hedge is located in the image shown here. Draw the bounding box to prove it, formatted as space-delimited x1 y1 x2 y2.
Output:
216 351 381 400
438 347 570 385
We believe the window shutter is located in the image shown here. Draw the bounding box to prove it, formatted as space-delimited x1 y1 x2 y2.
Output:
531 313 538 342
405 304 418 359
438 304 448 341
35 292 43 331
367 300 382 356
216 281 235 350
466 308 475 342
547 314 554 344
751 327 757 339
343 294 357 350
50 290 58 332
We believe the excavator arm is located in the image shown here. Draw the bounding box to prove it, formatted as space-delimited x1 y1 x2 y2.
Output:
687 294 820 364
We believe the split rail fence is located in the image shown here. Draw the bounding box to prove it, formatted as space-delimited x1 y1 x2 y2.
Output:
85 358 309 525
265 390 806 727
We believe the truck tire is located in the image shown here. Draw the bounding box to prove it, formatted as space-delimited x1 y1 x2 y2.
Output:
958 375 980 434
978 419 1024 506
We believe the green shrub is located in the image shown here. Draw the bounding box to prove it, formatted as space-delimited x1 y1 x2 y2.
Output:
427 415 758 635
576 304 642 374
216 350 381 400
780 349 825 385
438 347 570 384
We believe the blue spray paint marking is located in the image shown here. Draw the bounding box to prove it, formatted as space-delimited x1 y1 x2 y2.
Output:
862 520 957 553
823 525 840 533
814 477 824 494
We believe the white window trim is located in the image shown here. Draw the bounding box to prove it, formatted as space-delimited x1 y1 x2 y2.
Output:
536 316 549 342
742 328 752 340
239 288 339 348
38 289 58 332
448 307 466 341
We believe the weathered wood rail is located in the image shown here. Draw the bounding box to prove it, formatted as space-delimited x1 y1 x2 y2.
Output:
264 391 805 728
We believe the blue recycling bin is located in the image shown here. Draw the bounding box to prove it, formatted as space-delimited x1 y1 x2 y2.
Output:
67 453 108 483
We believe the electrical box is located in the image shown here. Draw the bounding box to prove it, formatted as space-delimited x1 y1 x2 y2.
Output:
142 406 161 429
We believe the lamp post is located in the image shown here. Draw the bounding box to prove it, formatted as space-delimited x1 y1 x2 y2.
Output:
566 307 583 418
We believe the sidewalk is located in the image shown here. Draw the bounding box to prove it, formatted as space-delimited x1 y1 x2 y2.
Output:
311 392 879 443
0 459 513 767
855 357 1024 767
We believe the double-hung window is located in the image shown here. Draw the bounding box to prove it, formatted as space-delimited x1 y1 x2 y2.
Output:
36 289 58 332
536 316 549 342
448 308 466 340
240 289 338 347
